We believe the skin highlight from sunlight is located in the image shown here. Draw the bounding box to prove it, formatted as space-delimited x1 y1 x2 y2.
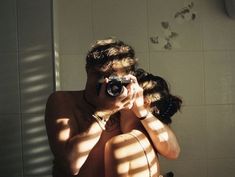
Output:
113 130 159 177
131 155 150 168
58 128 70 141
78 136 100 151
114 141 142 159
158 132 169 142
146 117 164 130
117 162 129 175
74 156 88 174
57 118 70 141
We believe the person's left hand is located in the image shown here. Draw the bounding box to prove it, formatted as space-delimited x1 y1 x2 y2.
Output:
124 75 148 118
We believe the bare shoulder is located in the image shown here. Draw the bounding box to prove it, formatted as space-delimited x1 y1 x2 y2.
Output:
44 91 84 142
46 91 71 106
46 91 68 113
45 91 82 121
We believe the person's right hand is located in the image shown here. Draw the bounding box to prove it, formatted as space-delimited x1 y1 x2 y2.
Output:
95 77 135 118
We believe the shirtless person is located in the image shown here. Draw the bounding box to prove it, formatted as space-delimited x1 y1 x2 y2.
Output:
45 39 140 177
45 39 180 177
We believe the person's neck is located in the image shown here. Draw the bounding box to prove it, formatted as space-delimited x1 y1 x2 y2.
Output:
120 109 141 133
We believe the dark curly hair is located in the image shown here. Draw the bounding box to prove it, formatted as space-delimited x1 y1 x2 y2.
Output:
135 68 182 124
86 38 137 74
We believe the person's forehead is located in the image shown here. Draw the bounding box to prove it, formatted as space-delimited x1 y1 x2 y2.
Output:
94 67 127 77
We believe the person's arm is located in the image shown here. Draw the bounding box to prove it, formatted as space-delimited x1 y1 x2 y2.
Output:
131 85 180 159
45 91 102 175
138 111 180 159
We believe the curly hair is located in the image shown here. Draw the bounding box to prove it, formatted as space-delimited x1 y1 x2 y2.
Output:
135 68 182 124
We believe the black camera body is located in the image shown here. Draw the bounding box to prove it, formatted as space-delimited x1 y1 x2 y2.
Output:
97 75 131 97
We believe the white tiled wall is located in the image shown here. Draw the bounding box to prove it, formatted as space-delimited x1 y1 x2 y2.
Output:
19 51 54 114
149 51 205 105
0 0 17 53
205 51 235 104
0 53 20 114
60 54 87 90
148 0 203 51
18 0 53 52
92 0 149 53
172 106 207 161
0 0 54 177
201 0 235 50
55 0 235 177
22 114 53 176
206 105 235 159
58 0 93 55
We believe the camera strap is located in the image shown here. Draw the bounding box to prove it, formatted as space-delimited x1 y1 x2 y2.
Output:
91 113 107 130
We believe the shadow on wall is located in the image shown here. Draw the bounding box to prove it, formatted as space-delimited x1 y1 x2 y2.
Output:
20 50 54 176
22 114 53 175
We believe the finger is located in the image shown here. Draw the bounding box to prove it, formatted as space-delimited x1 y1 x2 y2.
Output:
130 86 137 101
123 100 134 109
121 90 135 105
126 83 134 97
124 74 137 83
120 87 137 109
118 86 128 101
132 90 137 101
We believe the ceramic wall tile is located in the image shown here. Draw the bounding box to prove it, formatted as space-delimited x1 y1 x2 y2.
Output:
92 0 148 53
149 51 204 105
201 0 235 50
0 53 20 114
60 54 87 90
19 51 54 114
135 52 149 71
205 51 235 104
208 158 235 177
18 0 53 52
171 106 207 161
206 105 235 159
0 0 17 52
57 0 93 55
22 114 52 176
160 158 207 177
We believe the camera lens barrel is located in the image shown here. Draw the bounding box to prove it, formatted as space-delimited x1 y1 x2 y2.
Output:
96 76 131 97
106 79 123 97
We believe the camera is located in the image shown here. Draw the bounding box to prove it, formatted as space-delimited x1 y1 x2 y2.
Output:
97 75 132 97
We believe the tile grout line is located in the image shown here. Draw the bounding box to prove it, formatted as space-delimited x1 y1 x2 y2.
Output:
15 0 25 176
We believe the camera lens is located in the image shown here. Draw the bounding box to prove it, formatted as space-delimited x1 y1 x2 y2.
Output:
106 79 123 97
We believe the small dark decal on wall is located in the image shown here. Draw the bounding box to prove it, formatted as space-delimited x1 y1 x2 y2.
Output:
150 2 197 50
174 2 196 22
